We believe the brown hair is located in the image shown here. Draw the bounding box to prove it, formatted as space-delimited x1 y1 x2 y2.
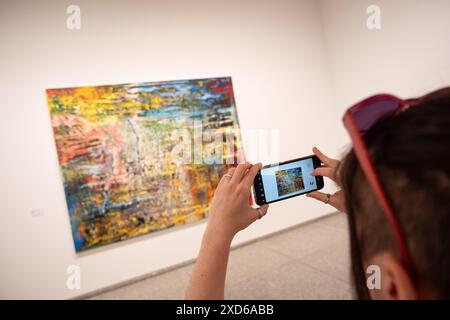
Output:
340 87 450 299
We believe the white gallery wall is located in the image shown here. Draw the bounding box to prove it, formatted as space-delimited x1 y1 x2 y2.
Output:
320 0 450 115
0 0 449 299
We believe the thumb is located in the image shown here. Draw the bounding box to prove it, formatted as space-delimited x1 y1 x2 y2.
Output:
306 191 325 201
306 191 342 212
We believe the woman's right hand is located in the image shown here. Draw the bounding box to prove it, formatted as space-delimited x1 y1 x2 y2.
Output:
206 163 269 242
306 147 347 213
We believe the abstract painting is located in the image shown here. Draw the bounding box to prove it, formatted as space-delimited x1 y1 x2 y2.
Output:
47 77 241 252
275 167 305 197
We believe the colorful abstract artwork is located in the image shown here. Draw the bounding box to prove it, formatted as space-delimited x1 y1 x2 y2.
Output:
275 167 305 197
47 77 241 252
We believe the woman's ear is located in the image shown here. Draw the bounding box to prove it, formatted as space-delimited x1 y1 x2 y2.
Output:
367 252 418 300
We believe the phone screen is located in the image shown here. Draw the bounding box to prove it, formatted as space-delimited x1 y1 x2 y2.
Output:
258 157 319 203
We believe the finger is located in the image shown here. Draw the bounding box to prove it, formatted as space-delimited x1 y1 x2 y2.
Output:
249 204 269 223
230 162 252 184
306 191 328 202
236 149 246 164
311 167 336 182
217 167 236 189
240 163 262 188
306 191 339 209
312 147 338 167
259 204 269 215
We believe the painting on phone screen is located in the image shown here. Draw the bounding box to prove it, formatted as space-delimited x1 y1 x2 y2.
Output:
46 77 241 252
275 167 305 197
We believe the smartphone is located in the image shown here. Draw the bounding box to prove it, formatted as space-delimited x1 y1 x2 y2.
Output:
253 155 324 205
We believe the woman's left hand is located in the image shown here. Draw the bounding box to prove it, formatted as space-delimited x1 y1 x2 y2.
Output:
306 147 347 213
206 163 269 242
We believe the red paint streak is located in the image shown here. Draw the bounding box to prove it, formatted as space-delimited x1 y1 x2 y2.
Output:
52 115 105 165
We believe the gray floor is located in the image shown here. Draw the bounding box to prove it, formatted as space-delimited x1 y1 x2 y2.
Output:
89 213 354 300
